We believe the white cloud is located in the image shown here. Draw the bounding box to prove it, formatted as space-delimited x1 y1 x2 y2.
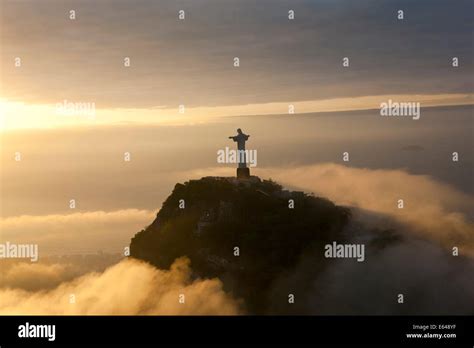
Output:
0 257 241 315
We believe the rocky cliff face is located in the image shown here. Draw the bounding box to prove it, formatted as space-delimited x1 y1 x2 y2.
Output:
130 176 351 313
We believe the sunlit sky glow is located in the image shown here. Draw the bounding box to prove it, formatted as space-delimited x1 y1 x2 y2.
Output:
1 0 473 131
0 93 473 131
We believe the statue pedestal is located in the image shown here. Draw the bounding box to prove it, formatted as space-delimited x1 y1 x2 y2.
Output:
237 167 250 179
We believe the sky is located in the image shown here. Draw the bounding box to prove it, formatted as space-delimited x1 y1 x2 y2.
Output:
0 0 472 249
0 0 473 130
1 106 472 254
0 0 473 315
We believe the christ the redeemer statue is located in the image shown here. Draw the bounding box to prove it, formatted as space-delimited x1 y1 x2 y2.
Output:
229 128 250 179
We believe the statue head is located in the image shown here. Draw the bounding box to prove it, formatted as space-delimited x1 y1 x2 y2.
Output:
237 128 242 134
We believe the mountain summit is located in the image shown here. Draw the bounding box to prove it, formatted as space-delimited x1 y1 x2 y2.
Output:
130 176 351 313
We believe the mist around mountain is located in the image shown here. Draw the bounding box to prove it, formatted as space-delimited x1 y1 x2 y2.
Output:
130 176 351 313
130 176 474 315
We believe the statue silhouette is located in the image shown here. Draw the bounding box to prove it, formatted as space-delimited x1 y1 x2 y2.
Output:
229 128 250 178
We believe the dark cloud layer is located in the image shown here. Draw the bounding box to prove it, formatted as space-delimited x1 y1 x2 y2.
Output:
1 0 472 108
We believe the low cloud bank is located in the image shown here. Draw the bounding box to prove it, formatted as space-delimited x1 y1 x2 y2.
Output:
260 163 474 254
1 163 472 315
0 257 240 315
0 209 155 255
